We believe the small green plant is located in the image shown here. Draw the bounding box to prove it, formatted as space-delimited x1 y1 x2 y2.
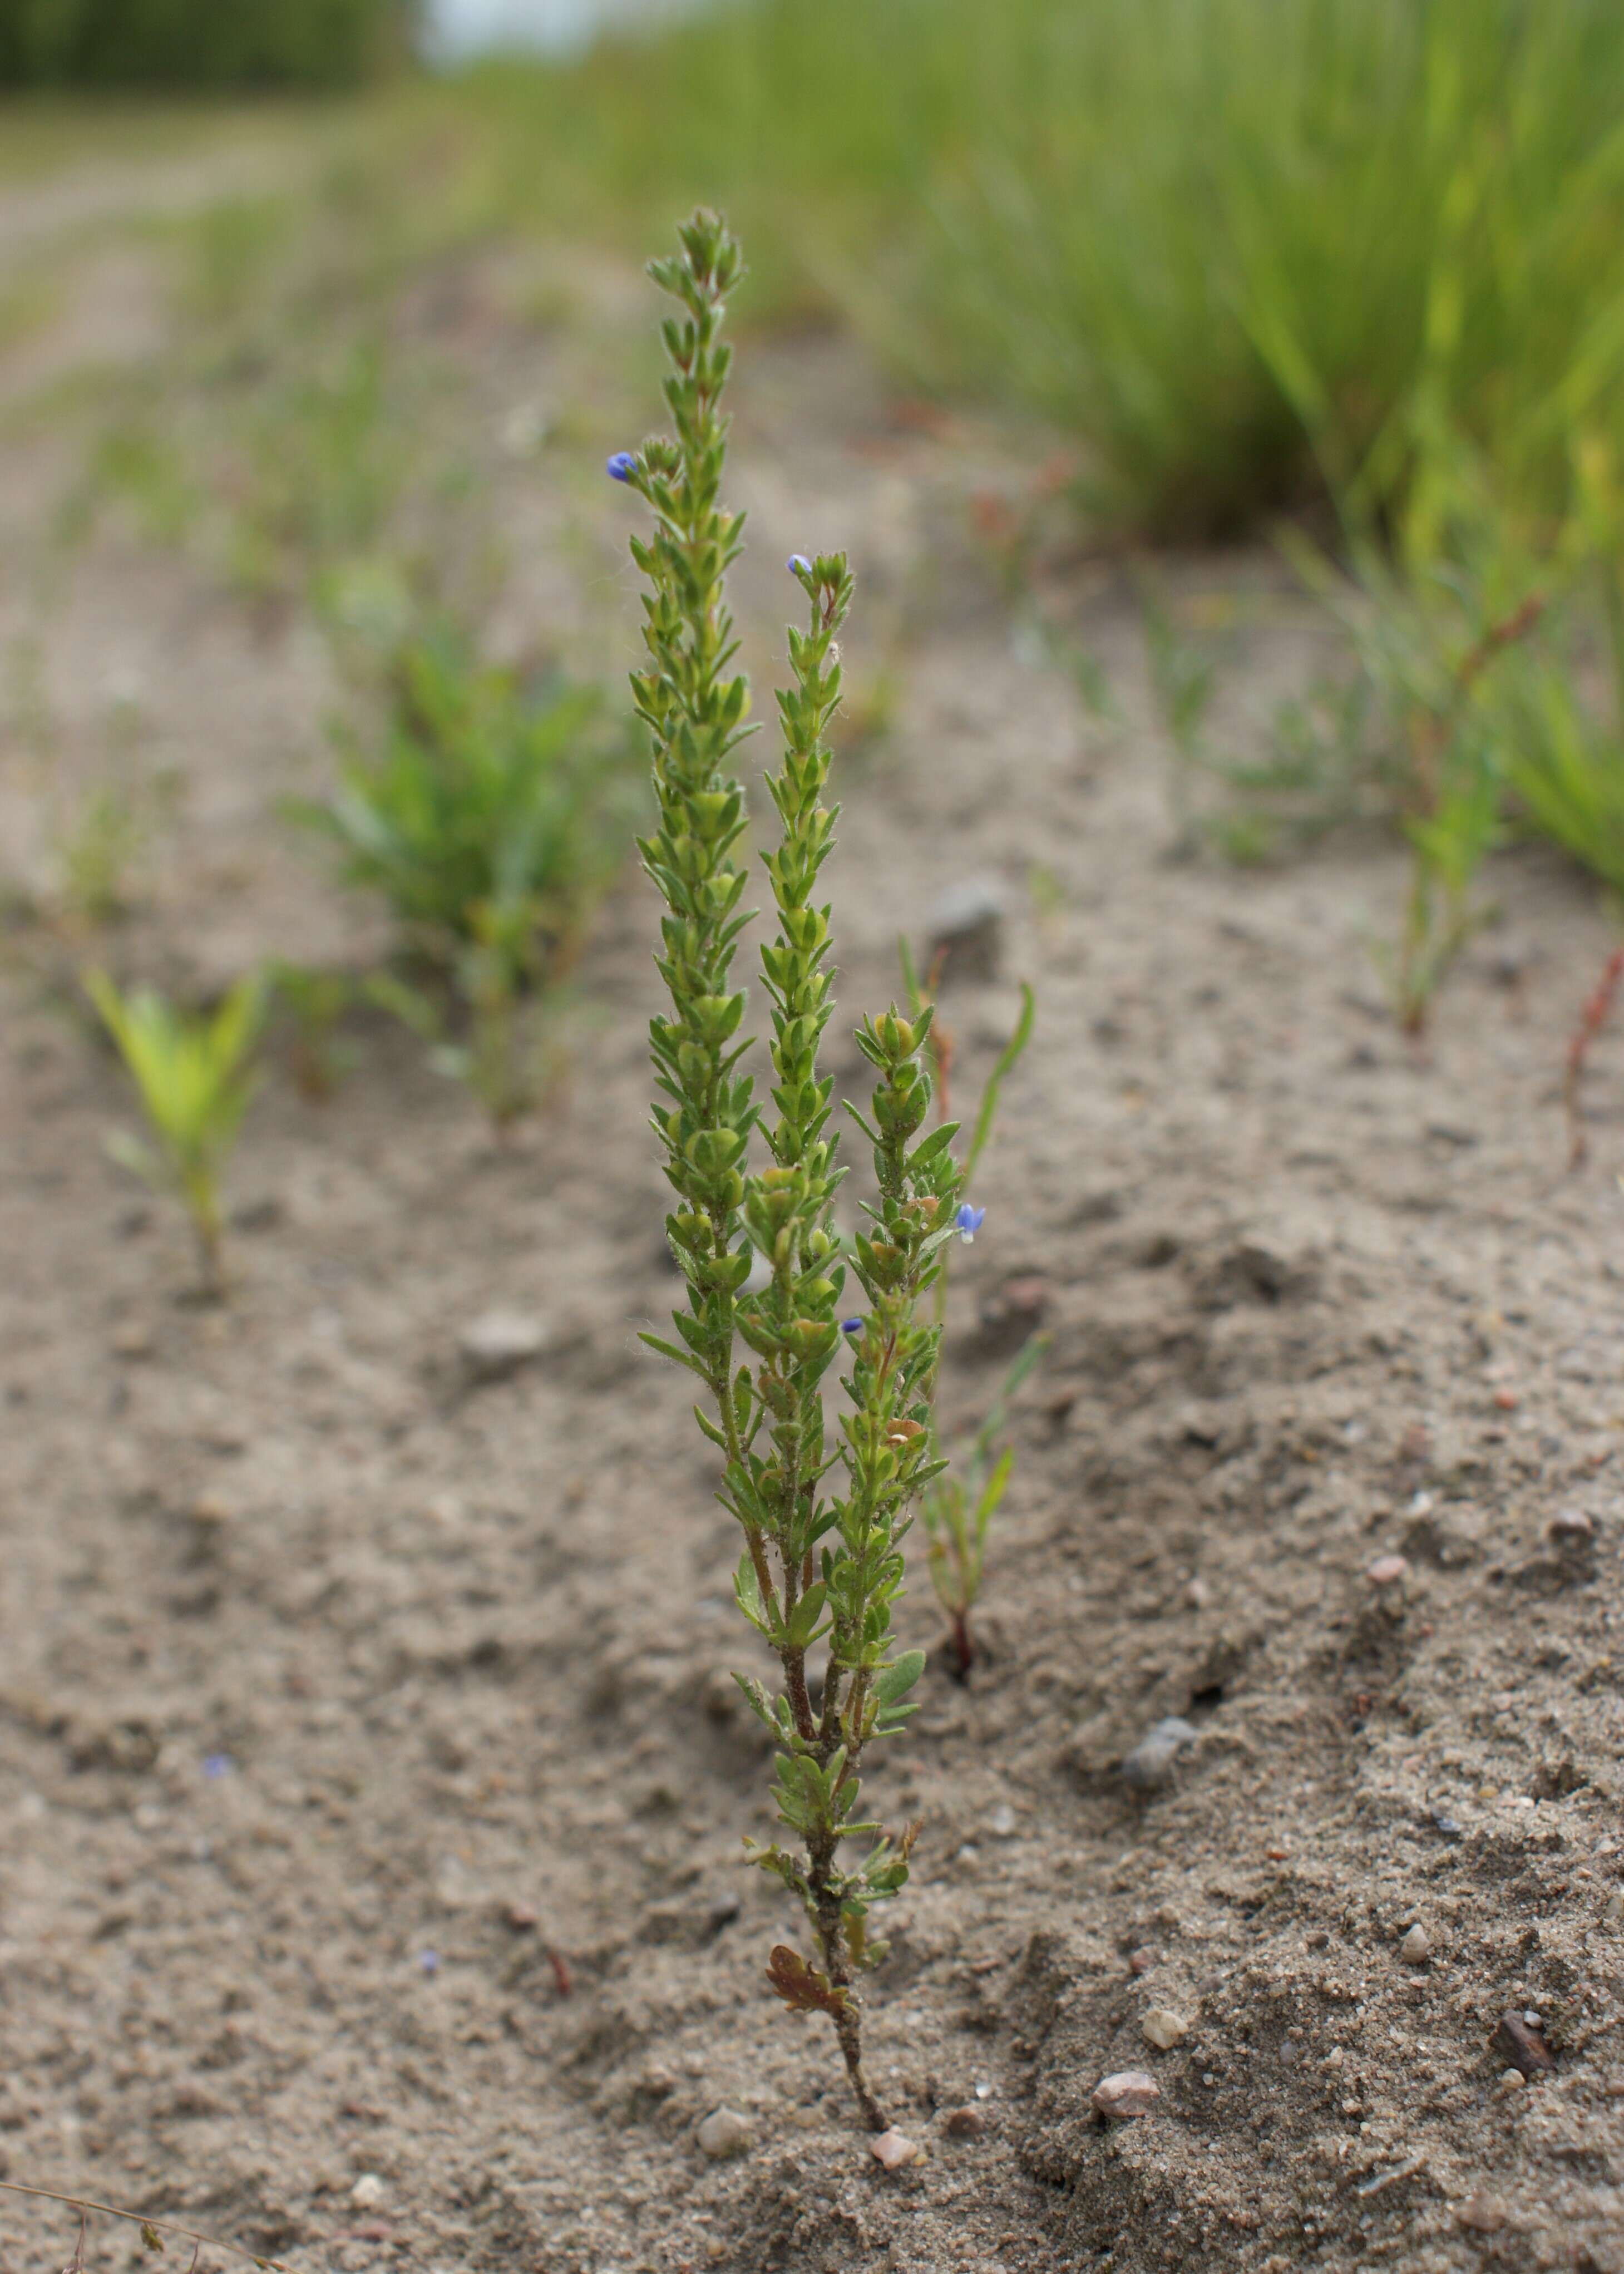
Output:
56 785 146 928
1139 577 1221 853
921 1333 1048 1679
295 624 636 1126
86 971 263 1294
269 961 354 1102
899 945 1036 1671
619 212 978 2134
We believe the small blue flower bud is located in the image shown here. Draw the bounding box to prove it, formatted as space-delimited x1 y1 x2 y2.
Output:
955 1203 986 1244
841 1317 863 1335
788 555 812 576
203 1751 234 1779
606 451 638 482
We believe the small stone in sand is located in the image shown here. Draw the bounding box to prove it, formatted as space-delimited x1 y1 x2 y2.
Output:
1400 1922 1430 1965
871 2128 920 2170
1093 2070 1161 2119
1141 2007 1189 2050
1120 1718 1198 1792
1367 1555 1409 1586
1495 2011 1554 2077
349 2174 385 2208
697 2109 752 2159
457 1310 546 1383
1458 2193 1506 2234
942 2106 986 2139
926 878 1005 983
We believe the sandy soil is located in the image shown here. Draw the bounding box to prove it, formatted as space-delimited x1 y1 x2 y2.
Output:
4 130 1624 2274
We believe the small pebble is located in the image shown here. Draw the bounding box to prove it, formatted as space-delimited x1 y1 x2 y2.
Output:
1185 1577 1211 1609
1492 1386 1519 1411
942 2106 985 2139
1498 2068 1526 2093
1495 2011 1555 2076
1549 1508 1595 1545
506 1902 539 1931
1399 1923 1430 1965
1458 2193 1507 2234
1120 1718 1198 1792
704 2241 728 2266
1092 2070 1161 2119
696 2109 752 2160
986 1804 1019 1839
457 1310 547 1383
349 2174 385 2208
1367 1555 1409 1586
1128 1946 1159 1976
870 2127 920 2171
926 878 1005 983
1141 2007 1189 2051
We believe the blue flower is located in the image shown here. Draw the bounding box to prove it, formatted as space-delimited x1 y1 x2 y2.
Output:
788 554 812 576
955 1203 986 1244
841 1317 863 1335
606 451 638 483
418 1949 441 1976
203 1752 234 1779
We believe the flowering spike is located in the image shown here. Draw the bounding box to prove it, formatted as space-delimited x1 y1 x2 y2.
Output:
623 211 969 2140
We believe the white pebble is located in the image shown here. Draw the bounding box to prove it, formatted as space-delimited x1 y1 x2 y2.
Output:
696 2108 752 2159
870 2127 920 2171
1141 2007 1189 2050
1092 2070 1161 2119
349 2174 385 2208
1400 1923 1430 1965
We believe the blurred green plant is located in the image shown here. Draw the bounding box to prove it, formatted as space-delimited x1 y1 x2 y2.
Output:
56 786 146 928
922 1333 1048 1680
229 339 404 604
269 961 354 1103
900 945 1036 1671
470 0 1624 539
295 625 636 1125
86 970 263 1293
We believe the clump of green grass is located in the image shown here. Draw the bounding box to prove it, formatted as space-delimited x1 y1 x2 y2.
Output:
471 0 1624 540
294 623 639 1127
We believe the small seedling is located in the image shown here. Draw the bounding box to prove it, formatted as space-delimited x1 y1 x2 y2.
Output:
618 212 975 2133
1378 593 1544 1035
86 970 263 1294
269 961 353 1102
900 943 1037 1661
922 1331 1048 1677
1138 576 1221 855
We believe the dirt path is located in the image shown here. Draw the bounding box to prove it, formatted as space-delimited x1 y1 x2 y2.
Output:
3 129 1624 2274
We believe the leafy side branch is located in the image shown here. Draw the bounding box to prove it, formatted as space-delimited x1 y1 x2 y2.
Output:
616 211 967 2130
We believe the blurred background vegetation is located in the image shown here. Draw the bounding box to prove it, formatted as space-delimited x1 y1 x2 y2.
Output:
7 0 1624 1050
0 0 416 87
